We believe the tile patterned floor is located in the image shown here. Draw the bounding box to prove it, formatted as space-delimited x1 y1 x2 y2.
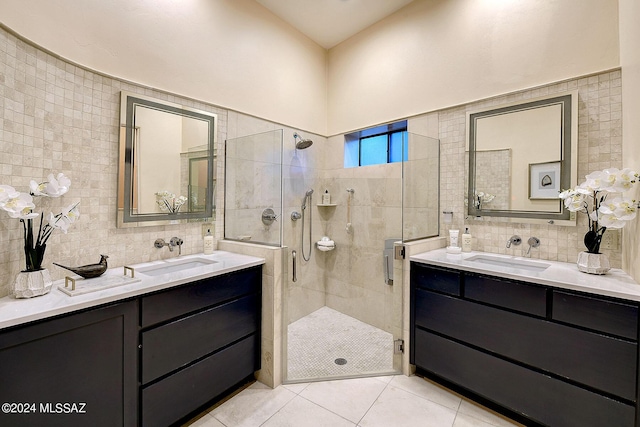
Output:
287 307 395 380
184 375 524 427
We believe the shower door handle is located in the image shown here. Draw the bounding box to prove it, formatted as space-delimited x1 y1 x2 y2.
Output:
292 250 297 282
384 254 394 285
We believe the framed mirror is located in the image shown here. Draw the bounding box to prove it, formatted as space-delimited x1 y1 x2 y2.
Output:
117 92 217 227
467 92 577 225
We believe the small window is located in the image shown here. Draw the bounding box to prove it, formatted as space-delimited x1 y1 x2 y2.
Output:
344 121 407 168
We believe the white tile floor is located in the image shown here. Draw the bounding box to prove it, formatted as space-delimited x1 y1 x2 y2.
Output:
287 307 395 380
184 375 524 427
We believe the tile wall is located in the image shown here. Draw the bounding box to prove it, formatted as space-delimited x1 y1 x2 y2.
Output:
0 27 223 297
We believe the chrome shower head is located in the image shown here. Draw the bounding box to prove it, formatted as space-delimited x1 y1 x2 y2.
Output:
294 132 313 149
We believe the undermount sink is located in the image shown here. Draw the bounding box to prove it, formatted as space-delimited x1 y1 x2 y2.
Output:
137 258 218 276
465 254 550 272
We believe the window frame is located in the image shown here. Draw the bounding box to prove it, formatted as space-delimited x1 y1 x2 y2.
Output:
345 121 408 168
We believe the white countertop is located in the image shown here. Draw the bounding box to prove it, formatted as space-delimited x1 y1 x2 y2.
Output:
0 251 265 330
411 248 640 302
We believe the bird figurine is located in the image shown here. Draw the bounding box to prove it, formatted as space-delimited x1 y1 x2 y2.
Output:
54 255 109 279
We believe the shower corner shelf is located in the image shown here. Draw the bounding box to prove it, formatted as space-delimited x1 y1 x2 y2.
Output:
317 203 337 207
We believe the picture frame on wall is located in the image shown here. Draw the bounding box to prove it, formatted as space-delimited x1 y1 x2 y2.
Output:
529 161 561 199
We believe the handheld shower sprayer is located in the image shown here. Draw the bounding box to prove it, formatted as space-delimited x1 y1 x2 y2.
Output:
301 189 313 262
301 189 314 209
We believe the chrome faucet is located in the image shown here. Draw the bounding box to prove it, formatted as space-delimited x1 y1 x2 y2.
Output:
506 235 522 249
170 237 184 255
154 238 171 251
154 237 184 255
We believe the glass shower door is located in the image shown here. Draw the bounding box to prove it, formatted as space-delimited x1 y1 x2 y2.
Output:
403 133 440 242
224 129 283 246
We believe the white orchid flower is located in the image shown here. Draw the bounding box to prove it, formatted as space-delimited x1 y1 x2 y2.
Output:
598 213 627 228
577 170 606 194
599 197 638 221
610 168 638 192
3 193 38 219
575 181 597 195
599 168 620 192
48 203 80 233
43 173 71 197
29 179 48 196
0 185 20 205
559 189 586 212
29 173 71 197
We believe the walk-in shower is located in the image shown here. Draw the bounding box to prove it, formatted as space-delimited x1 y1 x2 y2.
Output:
224 127 440 384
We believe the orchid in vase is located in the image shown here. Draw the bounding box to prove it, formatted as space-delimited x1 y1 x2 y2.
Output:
559 168 639 254
0 173 80 272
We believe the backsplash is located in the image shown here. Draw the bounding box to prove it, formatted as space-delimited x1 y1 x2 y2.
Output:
438 70 623 267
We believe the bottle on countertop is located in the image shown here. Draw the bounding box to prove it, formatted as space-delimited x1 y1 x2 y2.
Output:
462 227 472 252
203 228 215 255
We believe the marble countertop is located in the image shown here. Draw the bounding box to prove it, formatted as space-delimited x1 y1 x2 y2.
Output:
0 251 265 330
411 248 640 302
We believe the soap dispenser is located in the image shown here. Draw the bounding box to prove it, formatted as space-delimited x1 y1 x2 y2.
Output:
462 228 472 252
203 228 215 255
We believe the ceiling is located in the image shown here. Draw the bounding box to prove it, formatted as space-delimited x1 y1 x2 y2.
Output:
255 0 416 49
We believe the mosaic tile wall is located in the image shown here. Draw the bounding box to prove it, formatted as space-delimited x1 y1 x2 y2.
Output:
0 28 228 296
438 70 623 267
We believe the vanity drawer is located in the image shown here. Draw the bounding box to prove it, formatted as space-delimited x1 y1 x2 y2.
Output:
142 334 259 427
141 266 261 327
415 290 637 400
142 294 259 384
552 291 638 340
411 263 461 296
414 329 635 427
465 273 547 317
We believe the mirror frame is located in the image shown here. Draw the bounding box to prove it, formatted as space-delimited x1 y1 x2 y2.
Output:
467 92 577 225
118 92 217 226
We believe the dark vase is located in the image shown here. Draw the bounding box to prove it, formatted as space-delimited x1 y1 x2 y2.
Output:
22 218 47 272
583 228 606 254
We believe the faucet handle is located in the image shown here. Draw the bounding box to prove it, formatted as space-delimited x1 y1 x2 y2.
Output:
506 235 522 248
526 237 541 256
169 237 184 255
169 237 183 247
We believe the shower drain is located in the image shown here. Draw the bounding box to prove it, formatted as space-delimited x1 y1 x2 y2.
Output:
334 358 348 365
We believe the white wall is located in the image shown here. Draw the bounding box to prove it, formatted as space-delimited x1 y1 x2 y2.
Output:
0 0 328 135
619 0 640 281
327 0 619 135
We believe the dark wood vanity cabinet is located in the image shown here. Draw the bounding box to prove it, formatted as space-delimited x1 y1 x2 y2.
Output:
410 262 640 427
140 266 262 427
0 300 138 427
0 265 262 427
